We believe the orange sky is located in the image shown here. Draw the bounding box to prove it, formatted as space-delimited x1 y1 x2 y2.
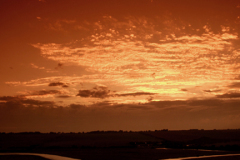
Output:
1 0 240 132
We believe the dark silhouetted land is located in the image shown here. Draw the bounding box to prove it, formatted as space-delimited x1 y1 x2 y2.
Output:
0 155 50 160
1 129 240 160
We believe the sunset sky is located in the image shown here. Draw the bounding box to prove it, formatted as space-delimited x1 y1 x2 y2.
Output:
1 0 240 132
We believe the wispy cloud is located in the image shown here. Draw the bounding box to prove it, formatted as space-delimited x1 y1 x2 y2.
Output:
46 19 77 32
30 63 45 70
30 63 57 73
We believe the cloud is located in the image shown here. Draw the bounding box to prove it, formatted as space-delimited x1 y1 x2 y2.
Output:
203 89 222 93
30 63 45 70
58 63 63 67
228 82 240 88
76 86 156 99
30 90 62 96
146 98 240 111
0 96 54 107
21 99 55 106
57 95 71 98
55 63 63 69
22 90 63 99
31 17 239 104
2 1 240 132
49 82 65 86
0 96 23 102
47 19 77 32
30 63 57 73
6 76 77 87
115 92 156 97
49 82 69 87
216 92 240 98
1 96 240 132
234 75 240 80
33 17 238 77
6 15 240 104
76 86 110 99
69 104 86 109
0 90 62 104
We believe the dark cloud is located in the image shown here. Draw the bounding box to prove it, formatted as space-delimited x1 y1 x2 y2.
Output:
145 98 230 109
69 104 86 109
228 82 240 88
55 63 63 69
0 90 62 103
186 99 223 107
149 100 187 108
204 90 212 92
147 96 153 102
234 75 240 80
76 86 110 98
21 99 54 106
49 82 64 86
181 89 188 92
58 63 63 67
0 96 54 107
115 92 156 97
0 96 23 101
127 105 153 110
49 82 69 87
1 96 240 132
30 90 61 96
216 92 240 98
100 98 240 110
76 86 156 99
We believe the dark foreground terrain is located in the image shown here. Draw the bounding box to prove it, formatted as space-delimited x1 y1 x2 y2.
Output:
1 129 240 160
0 155 50 160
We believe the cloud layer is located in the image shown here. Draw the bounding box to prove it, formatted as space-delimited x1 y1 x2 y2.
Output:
1 0 240 132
